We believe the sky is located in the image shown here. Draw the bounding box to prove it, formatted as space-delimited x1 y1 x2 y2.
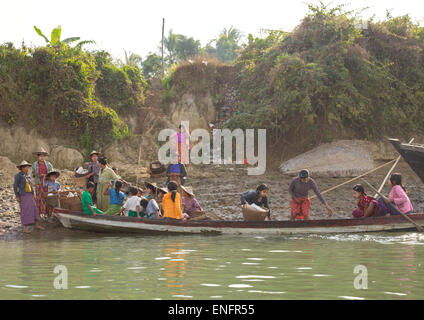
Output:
1 0 423 61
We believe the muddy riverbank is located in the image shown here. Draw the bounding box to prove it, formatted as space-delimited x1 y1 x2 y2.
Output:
1 160 423 239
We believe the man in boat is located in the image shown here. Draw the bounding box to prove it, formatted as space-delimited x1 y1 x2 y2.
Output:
289 169 333 220
240 184 272 220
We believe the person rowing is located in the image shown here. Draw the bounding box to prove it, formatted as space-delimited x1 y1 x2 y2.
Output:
289 169 333 220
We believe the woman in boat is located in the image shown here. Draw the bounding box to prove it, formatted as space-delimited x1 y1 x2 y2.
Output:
31 147 53 218
181 185 204 218
140 198 160 219
82 181 104 216
289 169 333 220
96 157 119 212
240 184 272 220
162 181 186 220
84 151 101 204
103 180 125 215
145 182 158 200
14 161 45 233
352 184 379 218
377 173 413 215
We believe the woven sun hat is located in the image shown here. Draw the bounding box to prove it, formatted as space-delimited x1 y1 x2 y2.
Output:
46 168 61 179
145 182 158 191
89 150 101 157
33 147 49 156
16 160 32 169
180 185 195 197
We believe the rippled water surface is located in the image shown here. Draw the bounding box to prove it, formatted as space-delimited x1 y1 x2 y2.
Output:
0 232 423 299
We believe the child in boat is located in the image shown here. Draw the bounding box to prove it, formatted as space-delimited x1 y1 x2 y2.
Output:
82 182 104 216
181 185 204 218
104 180 125 215
377 173 413 215
162 181 186 220
352 184 380 218
140 198 160 219
45 169 61 219
240 184 271 220
119 187 143 218
145 182 157 200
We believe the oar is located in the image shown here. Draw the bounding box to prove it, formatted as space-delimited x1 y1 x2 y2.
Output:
374 138 414 198
361 178 423 232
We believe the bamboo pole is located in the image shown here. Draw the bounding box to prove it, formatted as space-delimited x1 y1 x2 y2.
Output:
282 159 396 209
373 138 414 198
362 178 423 232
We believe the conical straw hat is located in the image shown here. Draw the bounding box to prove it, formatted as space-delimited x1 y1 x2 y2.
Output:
16 160 31 168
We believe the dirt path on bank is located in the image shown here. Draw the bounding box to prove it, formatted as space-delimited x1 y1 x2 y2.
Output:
1 160 423 239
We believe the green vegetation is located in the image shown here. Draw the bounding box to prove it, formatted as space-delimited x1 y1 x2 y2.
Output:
0 26 147 149
224 3 424 147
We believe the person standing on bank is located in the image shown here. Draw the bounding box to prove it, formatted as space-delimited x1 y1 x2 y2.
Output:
240 184 272 220
14 161 44 233
85 151 101 203
96 157 119 212
31 147 53 218
289 169 333 220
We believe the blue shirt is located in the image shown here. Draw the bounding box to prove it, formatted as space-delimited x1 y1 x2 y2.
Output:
109 188 125 205
169 164 181 174
46 180 60 193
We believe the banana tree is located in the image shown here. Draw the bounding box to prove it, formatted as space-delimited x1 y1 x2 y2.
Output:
33 25 95 48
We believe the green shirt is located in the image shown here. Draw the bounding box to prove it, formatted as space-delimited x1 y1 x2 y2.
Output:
82 190 103 215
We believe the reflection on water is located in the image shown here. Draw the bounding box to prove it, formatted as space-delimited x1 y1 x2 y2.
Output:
0 232 423 299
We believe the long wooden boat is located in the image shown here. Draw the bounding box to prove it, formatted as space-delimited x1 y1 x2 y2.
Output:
53 208 424 235
389 138 424 183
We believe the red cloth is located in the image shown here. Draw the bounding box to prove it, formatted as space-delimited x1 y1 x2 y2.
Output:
38 161 47 176
291 197 310 220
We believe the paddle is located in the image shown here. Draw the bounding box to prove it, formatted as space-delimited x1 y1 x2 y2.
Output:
361 178 423 232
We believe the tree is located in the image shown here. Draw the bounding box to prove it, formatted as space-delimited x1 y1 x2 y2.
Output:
123 50 143 68
164 30 201 63
215 26 242 63
33 25 95 49
141 53 162 78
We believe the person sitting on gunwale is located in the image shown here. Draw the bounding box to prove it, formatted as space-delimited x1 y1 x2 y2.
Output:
140 198 160 219
162 181 186 220
377 173 413 216
181 185 204 218
103 180 125 215
82 182 104 216
240 184 271 220
14 161 45 233
352 184 381 218
289 169 333 220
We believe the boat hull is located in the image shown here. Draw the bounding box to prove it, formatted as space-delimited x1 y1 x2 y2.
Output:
389 138 424 183
53 209 424 235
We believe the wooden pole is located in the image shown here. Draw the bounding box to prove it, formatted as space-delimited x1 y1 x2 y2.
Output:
282 158 396 209
373 138 414 198
361 178 423 232
161 18 165 79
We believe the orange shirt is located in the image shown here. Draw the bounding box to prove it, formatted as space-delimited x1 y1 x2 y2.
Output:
162 192 184 219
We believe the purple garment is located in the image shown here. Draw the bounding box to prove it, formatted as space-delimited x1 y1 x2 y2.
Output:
177 132 182 143
288 176 326 204
19 192 39 225
182 197 201 213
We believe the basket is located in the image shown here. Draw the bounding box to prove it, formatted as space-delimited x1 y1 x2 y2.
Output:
150 161 166 175
59 190 83 212
242 204 269 222
74 176 88 188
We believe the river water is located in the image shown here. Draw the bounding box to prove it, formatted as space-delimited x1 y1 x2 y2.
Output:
0 232 423 300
